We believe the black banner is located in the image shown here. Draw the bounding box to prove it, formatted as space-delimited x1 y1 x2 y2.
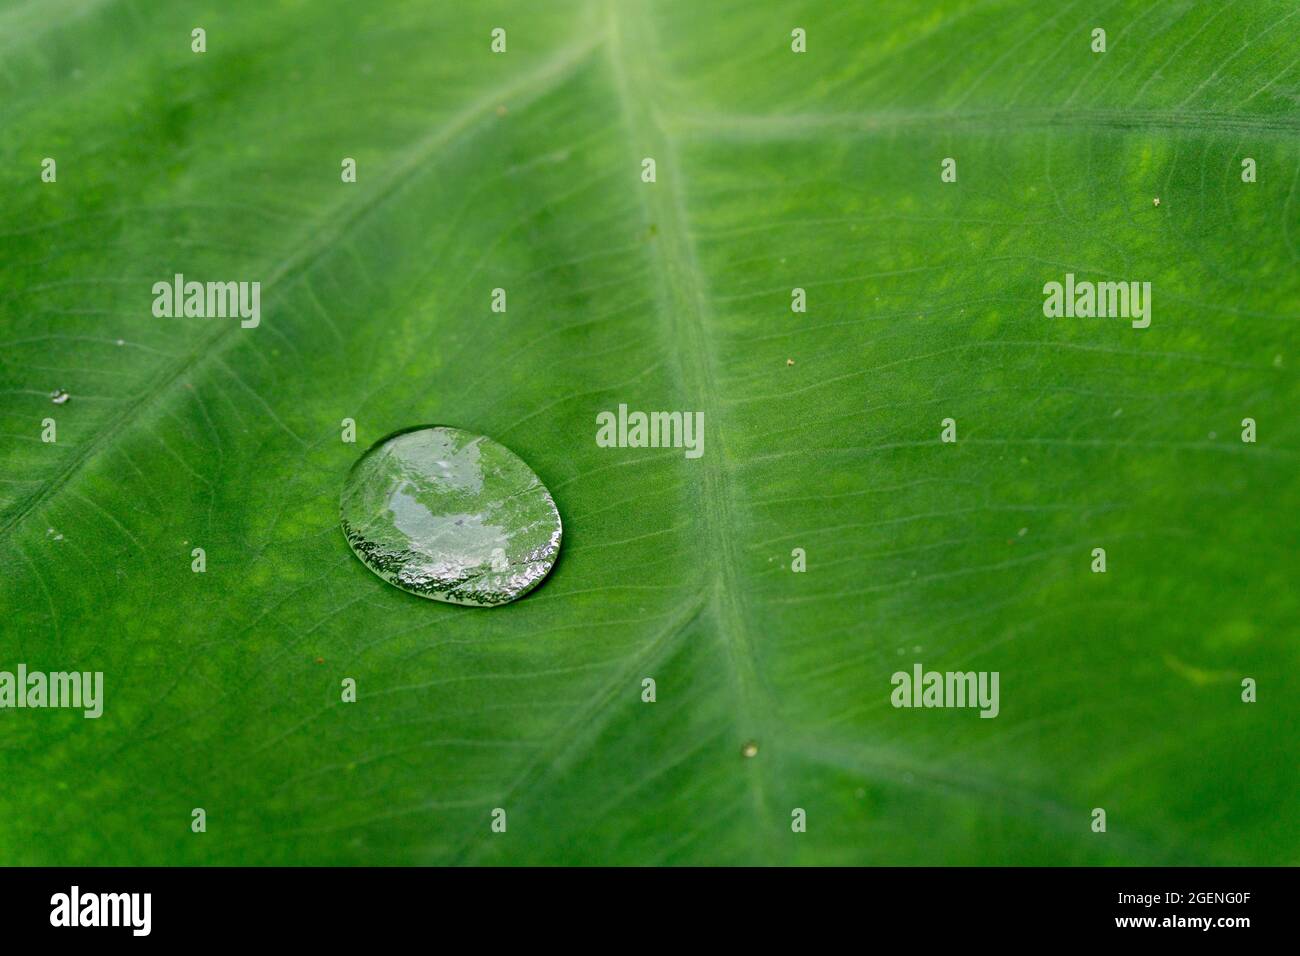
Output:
0 866 1283 942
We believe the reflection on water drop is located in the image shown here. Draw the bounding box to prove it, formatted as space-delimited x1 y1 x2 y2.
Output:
50 389 69 405
340 425 561 606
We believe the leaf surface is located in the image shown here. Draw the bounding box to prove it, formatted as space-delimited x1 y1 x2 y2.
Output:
1 0 1297 865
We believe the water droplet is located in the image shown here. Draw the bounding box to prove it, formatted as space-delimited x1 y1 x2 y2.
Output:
50 389 69 404
741 741 759 758
340 426 561 606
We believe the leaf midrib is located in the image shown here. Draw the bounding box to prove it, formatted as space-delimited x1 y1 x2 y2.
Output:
605 0 776 850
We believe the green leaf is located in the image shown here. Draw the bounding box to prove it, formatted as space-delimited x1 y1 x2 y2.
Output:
1 0 1297 865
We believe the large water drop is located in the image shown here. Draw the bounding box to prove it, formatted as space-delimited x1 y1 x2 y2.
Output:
340 426 561 606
